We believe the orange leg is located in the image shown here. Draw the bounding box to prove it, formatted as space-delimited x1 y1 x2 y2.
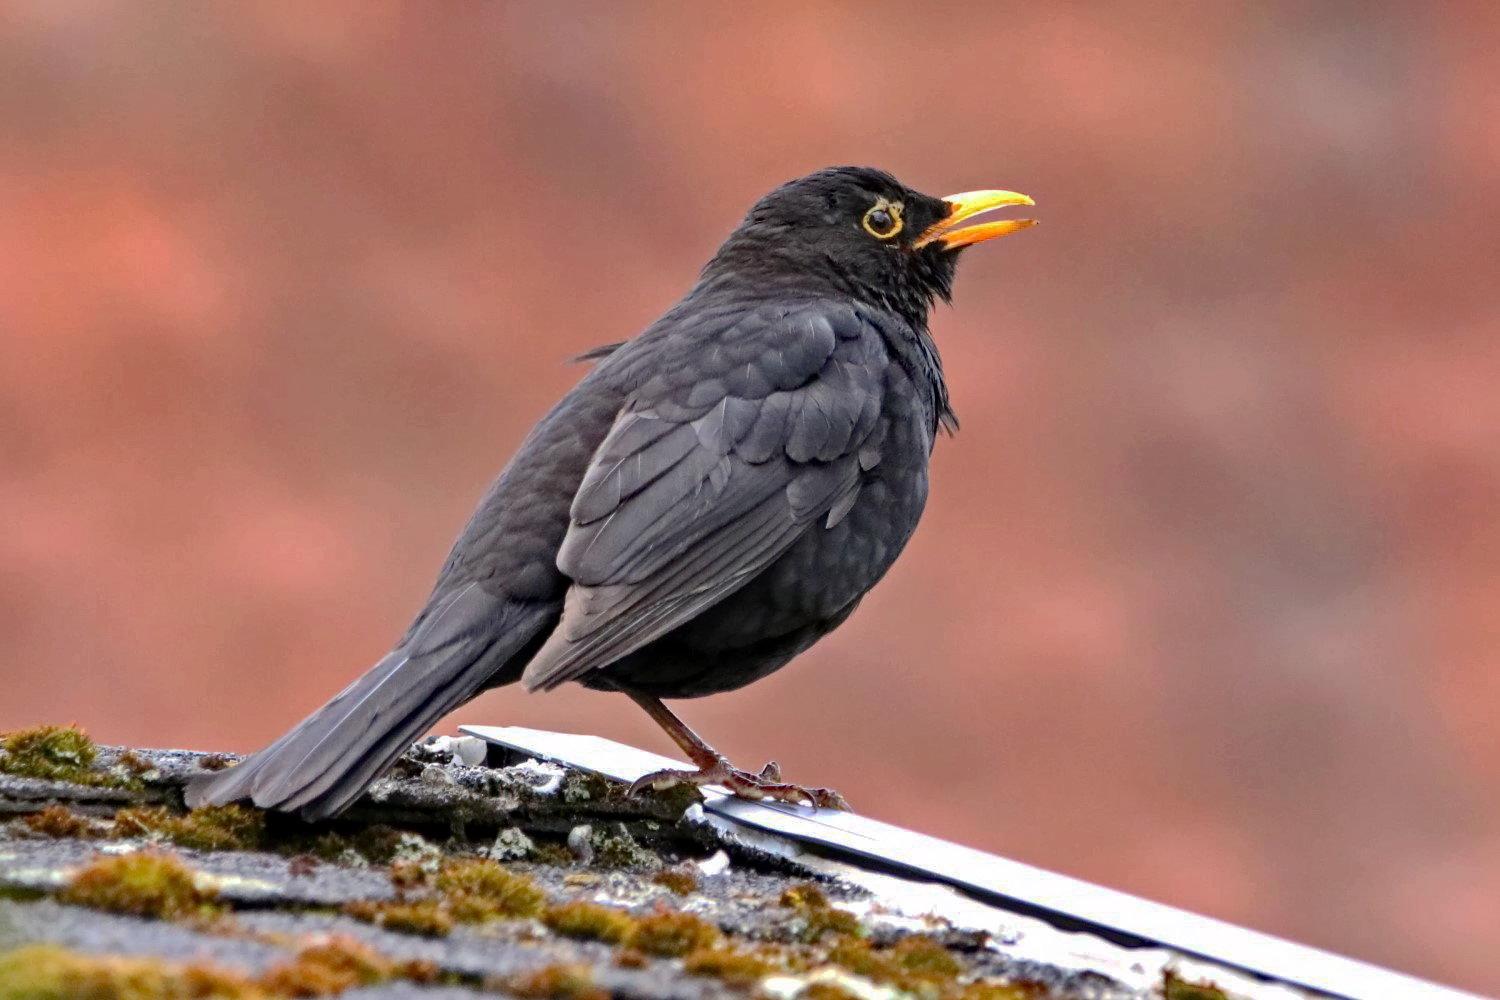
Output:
623 690 850 811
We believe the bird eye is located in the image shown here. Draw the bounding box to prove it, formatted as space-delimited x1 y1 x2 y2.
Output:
862 201 903 239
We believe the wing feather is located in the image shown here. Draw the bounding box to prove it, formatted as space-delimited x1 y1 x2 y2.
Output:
521 303 886 692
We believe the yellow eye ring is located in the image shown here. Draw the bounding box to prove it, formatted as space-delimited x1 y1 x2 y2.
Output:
862 200 904 240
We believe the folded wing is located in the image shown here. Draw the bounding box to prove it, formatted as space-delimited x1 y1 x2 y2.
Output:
521 303 886 691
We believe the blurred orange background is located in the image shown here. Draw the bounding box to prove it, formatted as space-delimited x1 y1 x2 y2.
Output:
3 3 1498 994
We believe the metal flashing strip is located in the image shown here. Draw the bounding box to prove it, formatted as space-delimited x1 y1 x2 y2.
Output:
460 725 1488 1000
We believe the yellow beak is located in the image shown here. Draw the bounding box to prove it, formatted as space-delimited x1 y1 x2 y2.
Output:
915 190 1037 250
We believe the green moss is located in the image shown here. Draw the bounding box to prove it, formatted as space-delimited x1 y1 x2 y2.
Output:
197 753 233 772
541 901 636 944
267 938 437 992
395 959 440 985
0 938 438 1000
306 827 437 868
311 833 360 865
108 806 168 837
647 781 706 814
612 948 648 969
779 883 830 910
259 935 398 994
112 804 265 852
113 749 158 780
344 826 440 868
1164 970 1231 1000
340 856 548 934
342 899 454 937
24 801 265 851
351 826 406 864
57 851 217 920
0 725 95 773
824 936 895 980
954 983 1044 1000
435 858 545 919
588 824 661 869
388 858 430 892
172 805 264 852
528 840 576 866
625 906 719 957
649 866 699 895
0 944 263 1000
890 936 964 979
0 725 137 789
802 981 864 1000
559 771 616 806
821 934 967 997
683 946 779 986
804 908 864 941
20 804 95 839
504 963 607 1000
0 886 46 903
780 883 863 942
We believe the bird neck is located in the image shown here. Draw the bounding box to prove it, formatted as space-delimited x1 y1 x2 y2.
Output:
699 243 940 332
687 266 957 439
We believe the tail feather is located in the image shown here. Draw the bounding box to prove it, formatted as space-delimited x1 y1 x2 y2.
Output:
186 583 552 820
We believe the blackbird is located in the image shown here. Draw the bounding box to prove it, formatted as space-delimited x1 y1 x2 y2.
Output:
187 166 1035 818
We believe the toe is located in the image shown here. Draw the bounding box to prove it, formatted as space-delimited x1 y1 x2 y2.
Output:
756 761 783 781
806 787 852 811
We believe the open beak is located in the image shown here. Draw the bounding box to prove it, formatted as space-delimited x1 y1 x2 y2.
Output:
915 190 1037 250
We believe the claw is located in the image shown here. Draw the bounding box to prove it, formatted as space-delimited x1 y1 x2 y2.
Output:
624 758 850 811
627 768 691 798
802 787 851 811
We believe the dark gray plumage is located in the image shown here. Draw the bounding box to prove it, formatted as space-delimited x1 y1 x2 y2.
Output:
187 166 1034 817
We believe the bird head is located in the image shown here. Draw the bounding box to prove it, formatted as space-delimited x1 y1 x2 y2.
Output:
704 166 1035 327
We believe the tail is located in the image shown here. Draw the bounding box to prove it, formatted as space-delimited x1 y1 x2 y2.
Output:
186 582 553 821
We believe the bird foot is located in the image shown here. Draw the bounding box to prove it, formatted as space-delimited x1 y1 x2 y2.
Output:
628 757 850 810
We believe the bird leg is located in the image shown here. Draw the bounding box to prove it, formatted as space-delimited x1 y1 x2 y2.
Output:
622 690 850 810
